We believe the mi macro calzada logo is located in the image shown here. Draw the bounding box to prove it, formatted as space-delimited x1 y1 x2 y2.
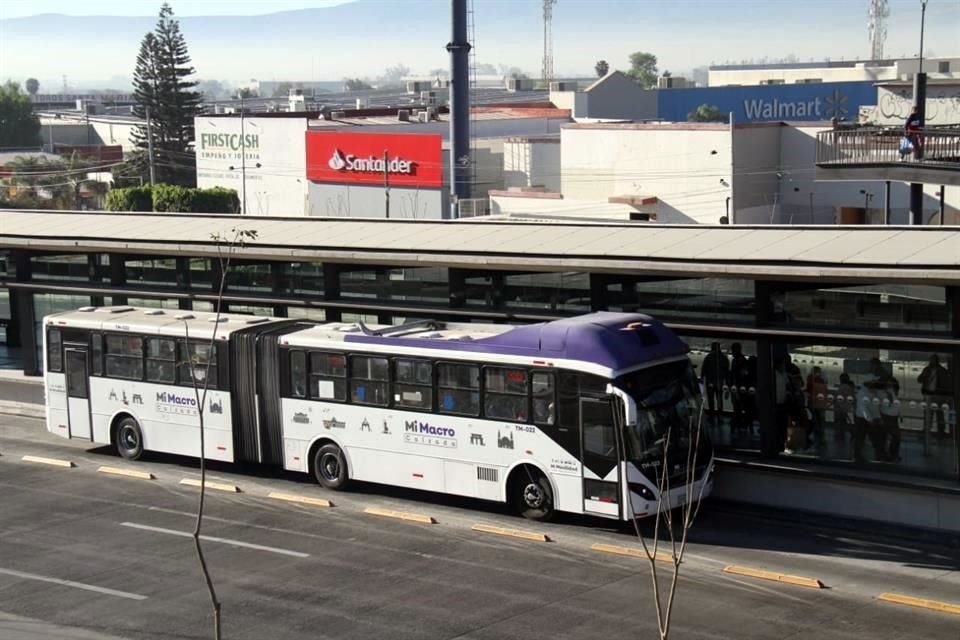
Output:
327 148 415 175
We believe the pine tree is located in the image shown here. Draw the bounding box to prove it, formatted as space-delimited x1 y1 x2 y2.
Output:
130 3 201 187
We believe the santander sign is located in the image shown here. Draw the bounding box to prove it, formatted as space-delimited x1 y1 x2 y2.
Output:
306 131 442 188
327 148 414 175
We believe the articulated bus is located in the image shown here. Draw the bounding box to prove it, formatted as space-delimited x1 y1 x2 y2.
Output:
43 306 713 521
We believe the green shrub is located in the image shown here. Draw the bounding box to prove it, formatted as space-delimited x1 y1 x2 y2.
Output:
191 186 239 213
104 186 153 211
151 183 193 213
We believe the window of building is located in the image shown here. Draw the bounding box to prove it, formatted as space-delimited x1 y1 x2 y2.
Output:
938 61 950 73
105 334 144 380
484 367 529 421
349 355 389 406
145 337 176 383
437 362 480 416
394 358 433 410
309 352 346 401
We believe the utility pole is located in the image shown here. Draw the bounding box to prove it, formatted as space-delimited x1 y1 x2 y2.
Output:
909 0 929 225
447 0 472 217
145 106 157 189
383 149 391 219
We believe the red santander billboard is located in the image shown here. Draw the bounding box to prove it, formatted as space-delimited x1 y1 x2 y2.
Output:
306 131 443 188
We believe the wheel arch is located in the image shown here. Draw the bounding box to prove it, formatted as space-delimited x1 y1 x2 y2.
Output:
306 435 352 478
503 460 556 505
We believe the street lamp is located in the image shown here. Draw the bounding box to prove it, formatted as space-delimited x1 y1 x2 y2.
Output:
919 0 929 74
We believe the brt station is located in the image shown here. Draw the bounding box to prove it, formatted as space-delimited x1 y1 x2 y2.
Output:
0 209 958 534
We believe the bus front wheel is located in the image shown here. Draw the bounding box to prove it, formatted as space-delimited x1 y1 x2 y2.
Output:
512 468 554 521
313 444 349 490
115 417 144 461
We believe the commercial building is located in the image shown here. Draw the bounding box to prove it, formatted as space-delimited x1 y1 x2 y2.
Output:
492 121 960 225
707 56 960 87
0 211 958 534
195 104 572 217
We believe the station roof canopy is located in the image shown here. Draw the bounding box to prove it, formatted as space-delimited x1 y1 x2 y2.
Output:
1 210 958 285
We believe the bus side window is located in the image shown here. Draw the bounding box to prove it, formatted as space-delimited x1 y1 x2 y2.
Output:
105 334 144 381
394 358 433 410
350 355 389 406
146 337 176 384
289 351 307 398
532 372 556 426
91 334 103 376
437 362 480 416
484 367 529 422
47 328 63 372
309 352 346 401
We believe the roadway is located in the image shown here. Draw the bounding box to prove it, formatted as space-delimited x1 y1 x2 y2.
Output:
1 410 958 640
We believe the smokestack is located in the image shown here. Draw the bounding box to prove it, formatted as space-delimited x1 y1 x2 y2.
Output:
446 0 472 216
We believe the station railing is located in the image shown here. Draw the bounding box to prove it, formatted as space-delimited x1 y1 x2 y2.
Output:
816 126 960 168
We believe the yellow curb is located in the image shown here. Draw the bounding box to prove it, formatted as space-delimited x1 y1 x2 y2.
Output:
878 593 960 615
364 507 435 524
471 523 550 542
268 492 333 508
723 565 825 589
591 543 675 564
179 478 240 493
21 455 74 468
97 466 155 481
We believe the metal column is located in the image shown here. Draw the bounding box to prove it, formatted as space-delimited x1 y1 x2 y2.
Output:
909 73 927 225
446 0 472 217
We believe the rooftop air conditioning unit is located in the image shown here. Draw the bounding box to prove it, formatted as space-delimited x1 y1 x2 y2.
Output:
550 81 577 91
331 110 345 119
397 109 411 122
507 78 534 92
417 110 430 123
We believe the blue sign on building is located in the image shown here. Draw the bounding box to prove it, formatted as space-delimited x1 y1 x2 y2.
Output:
657 81 877 123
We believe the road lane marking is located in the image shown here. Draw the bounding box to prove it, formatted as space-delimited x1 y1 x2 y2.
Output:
21 455 74 468
591 543 675 564
471 523 550 542
364 507 436 524
120 522 309 558
179 478 240 493
723 564 825 589
98 466 155 481
0 567 147 601
268 492 333 508
878 592 960 615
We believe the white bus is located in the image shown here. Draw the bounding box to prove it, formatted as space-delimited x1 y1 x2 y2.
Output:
43 306 713 521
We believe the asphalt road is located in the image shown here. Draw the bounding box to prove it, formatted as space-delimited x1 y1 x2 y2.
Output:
1 413 958 640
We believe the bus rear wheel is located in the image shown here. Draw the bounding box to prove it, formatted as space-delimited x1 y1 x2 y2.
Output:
513 469 554 521
313 444 349 490
115 417 143 461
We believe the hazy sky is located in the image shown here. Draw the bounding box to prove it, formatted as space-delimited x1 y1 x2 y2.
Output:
1 0 957 89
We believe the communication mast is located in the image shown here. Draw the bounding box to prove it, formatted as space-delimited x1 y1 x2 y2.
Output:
868 0 889 61
542 0 557 84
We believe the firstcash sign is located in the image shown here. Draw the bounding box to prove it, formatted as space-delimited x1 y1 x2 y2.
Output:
306 131 442 188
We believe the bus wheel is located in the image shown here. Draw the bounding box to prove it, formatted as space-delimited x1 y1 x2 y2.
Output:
313 444 349 490
513 469 554 521
115 417 144 461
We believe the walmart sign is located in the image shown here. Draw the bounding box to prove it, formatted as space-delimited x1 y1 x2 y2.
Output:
657 81 876 123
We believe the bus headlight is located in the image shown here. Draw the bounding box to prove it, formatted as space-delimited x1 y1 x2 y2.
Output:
629 482 656 501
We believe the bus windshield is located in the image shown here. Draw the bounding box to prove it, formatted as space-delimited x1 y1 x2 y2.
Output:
615 361 702 465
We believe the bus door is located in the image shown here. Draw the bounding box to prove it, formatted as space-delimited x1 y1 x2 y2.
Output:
580 397 621 519
64 347 92 440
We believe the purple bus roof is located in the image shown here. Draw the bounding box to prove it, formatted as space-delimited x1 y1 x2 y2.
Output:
344 312 687 373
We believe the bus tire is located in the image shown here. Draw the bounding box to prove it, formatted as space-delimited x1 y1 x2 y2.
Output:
313 443 349 490
115 416 144 461
512 467 554 522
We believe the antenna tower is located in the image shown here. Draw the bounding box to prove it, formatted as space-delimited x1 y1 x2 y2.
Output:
542 0 557 84
868 0 889 61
